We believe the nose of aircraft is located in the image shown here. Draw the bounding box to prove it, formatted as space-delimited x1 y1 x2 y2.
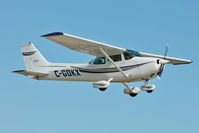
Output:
157 59 169 64
156 59 169 78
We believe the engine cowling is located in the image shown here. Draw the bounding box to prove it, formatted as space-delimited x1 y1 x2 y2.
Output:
93 81 110 89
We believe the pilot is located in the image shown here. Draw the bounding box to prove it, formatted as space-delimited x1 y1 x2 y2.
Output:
125 55 131 60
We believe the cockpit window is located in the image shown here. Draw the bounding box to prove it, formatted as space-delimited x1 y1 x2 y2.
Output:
123 49 142 60
91 54 122 65
93 57 106 64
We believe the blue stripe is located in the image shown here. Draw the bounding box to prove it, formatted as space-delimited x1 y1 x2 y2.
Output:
79 70 119 73
72 61 152 74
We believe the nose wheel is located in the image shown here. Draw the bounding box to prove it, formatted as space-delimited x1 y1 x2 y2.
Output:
140 80 156 93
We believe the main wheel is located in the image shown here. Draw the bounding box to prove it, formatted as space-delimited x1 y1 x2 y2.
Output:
99 88 107 91
129 93 137 97
146 90 153 93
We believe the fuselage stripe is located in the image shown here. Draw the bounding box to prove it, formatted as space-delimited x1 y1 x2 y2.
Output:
72 61 151 74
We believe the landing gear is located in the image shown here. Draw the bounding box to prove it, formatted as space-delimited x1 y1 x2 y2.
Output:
122 82 141 97
99 88 107 91
93 79 112 91
140 80 156 93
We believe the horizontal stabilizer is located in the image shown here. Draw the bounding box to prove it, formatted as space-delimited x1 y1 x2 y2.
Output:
13 70 49 77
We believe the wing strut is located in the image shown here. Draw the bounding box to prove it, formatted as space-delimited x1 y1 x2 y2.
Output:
98 47 128 78
121 81 132 90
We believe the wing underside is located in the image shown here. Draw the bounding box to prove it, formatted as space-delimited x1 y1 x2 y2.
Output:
140 52 192 65
41 32 125 57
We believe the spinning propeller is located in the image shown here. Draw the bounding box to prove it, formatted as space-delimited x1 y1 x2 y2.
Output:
157 45 169 79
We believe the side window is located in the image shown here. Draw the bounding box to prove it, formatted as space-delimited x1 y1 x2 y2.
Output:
124 50 142 60
124 51 133 60
93 57 106 64
109 54 122 62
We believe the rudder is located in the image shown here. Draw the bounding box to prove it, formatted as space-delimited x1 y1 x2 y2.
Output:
21 42 49 71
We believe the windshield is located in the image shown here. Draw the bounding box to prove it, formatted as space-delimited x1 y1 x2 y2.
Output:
123 49 142 60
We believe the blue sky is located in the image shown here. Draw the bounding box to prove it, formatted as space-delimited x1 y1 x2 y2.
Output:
0 0 198 133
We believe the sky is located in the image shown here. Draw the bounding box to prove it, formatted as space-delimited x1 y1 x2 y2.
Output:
0 0 198 133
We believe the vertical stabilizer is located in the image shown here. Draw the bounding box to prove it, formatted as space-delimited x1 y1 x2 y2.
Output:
21 42 49 71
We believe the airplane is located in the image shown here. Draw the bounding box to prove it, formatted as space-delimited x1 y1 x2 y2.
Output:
13 32 192 97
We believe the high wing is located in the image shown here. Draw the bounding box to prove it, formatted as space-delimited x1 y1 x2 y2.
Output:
41 32 125 57
140 52 192 65
41 32 192 65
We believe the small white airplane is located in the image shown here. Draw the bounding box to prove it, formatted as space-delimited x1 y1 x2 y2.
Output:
13 32 192 97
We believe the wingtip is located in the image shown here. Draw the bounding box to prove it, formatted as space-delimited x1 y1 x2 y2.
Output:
173 60 193 65
12 70 26 73
186 60 193 64
41 32 64 37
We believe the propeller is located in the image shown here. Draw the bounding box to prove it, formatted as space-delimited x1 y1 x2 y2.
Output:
157 45 169 79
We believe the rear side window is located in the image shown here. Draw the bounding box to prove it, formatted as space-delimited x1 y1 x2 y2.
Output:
109 54 122 62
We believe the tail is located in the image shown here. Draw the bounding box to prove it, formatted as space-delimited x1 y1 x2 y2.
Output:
21 42 49 71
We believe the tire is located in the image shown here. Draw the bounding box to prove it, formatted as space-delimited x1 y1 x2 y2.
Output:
129 93 137 97
99 88 107 91
146 90 153 93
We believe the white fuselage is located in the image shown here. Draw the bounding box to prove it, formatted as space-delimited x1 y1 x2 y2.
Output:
38 57 161 82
